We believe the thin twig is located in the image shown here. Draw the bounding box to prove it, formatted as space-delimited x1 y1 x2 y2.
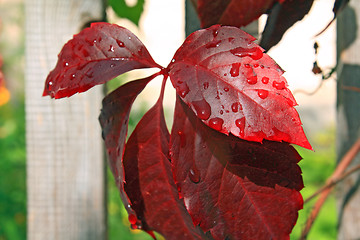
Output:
304 163 360 204
300 138 360 240
342 85 360 93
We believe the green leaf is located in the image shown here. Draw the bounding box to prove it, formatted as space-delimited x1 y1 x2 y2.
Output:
109 0 145 26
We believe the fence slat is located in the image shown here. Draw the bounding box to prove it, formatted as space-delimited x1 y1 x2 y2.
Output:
25 1 106 239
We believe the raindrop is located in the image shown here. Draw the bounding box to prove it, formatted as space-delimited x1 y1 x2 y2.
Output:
203 82 209 90
235 117 246 136
70 74 76 80
228 37 235 43
128 214 137 225
231 102 242 112
209 117 224 131
110 63 115 68
177 131 186 148
260 65 265 69
171 59 176 63
213 29 219 37
192 99 211 120
244 63 251 68
128 36 132 40
108 45 115 52
230 63 241 77
189 165 200 183
261 77 269 84
230 47 263 60
224 87 229 92
206 40 221 49
273 81 286 90
258 89 269 99
63 62 69 67
219 110 224 115
116 39 125 47
246 76 257 85
177 83 190 98
253 64 259 68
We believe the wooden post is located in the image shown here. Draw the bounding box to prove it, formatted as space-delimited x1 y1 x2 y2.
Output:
336 0 360 239
25 1 106 239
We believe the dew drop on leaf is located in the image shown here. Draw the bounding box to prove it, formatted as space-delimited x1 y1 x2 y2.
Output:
224 87 229 92
273 81 286 90
203 82 209 90
189 165 200 183
244 63 251 68
231 102 242 112
230 63 241 77
209 117 224 131
177 83 190 98
108 45 115 52
177 131 186 147
261 77 269 84
235 117 246 136
128 214 137 225
116 39 125 47
258 89 269 99
206 40 221 49
230 47 263 60
247 76 257 85
192 99 211 120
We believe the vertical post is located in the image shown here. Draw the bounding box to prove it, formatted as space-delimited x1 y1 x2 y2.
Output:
336 1 360 239
25 1 106 239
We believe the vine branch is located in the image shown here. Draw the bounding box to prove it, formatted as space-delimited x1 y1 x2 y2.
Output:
300 137 360 239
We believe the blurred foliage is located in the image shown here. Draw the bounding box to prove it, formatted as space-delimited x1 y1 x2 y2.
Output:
0 100 26 240
108 0 145 26
291 126 337 239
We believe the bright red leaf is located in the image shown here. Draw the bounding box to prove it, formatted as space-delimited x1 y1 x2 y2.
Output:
121 81 208 239
168 25 311 149
43 22 161 98
197 0 279 28
260 0 315 51
170 97 303 240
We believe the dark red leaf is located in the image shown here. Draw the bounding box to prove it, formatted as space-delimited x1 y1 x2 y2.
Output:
167 25 311 149
260 0 315 51
197 0 277 28
170 96 303 240
43 22 161 99
99 76 154 216
121 81 208 239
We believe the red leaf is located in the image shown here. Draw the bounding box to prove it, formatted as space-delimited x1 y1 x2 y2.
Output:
43 22 161 98
170 97 303 240
167 25 311 149
121 82 208 239
99 75 153 186
260 0 315 51
197 0 277 28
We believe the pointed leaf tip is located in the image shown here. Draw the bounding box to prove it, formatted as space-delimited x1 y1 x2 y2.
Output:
168 25 312 150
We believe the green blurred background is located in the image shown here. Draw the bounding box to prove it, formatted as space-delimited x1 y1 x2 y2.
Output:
0 0 337 239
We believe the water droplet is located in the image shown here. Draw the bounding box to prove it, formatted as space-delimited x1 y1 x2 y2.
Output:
48 81 53 86
203 82 209 90
177 83 190 98
177 131 186 147
171 59 176 63
260 65 265 69
192 99 211 120
253 64 259 68
213 29 219 37
230 63 241 77
224 87 229 92
116 39 125 47
230 47 263 60
273 81 286 90
235 117 246 136
244 63 251 68
128 36 132 40
108 45 114 52
261 77 269 84
258 89 269 99
231 102 242 112
247 76 257 84
63 62 69 67
189 165 200 183
98 37 102 42
228 37 235 43
209 117 224 131
110 63 115 68
128 214 137 225
219 110 224 115
70 74 76 80
206 40 221 49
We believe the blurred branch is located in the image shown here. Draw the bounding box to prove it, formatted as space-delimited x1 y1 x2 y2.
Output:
300 137 360 240
342 85 360 93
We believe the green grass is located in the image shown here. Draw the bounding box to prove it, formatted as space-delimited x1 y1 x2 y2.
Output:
0 100 26 240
